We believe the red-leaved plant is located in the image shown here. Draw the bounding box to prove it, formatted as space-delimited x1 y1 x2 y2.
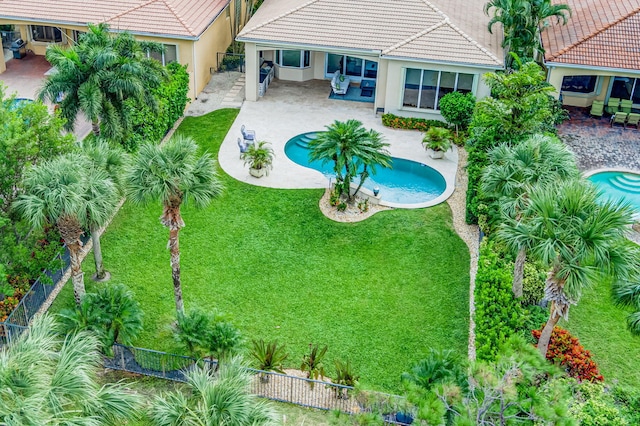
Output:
532 326 603 382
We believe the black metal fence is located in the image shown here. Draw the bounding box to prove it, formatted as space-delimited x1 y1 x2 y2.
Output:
216 52 245 73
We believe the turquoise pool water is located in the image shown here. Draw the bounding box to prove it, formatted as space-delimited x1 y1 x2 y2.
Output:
284 132 446 205
8 98 34 110
588 171 640 213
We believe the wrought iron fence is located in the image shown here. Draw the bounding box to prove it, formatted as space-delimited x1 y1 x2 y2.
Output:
216 52 245 73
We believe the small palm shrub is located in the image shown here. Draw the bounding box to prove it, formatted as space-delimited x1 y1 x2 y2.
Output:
333 359 359 399
250 339 288 382
175 309 242 365
422 127 453 153
401 349 465 391
241 141 274 173
301 343 328 387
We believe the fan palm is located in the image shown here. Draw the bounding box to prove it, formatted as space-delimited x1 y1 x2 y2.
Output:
498 180 637 356
0 314 140 424
612 270 640 336
308 120 391 203
149 357 278 426
81 138 128 280
38 23 165 140
127 135 223 315
482 135 579 297
13 153 118 303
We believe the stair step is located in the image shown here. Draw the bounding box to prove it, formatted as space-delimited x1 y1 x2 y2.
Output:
609 179 640 193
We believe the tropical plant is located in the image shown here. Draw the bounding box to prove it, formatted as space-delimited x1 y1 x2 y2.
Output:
127 135 223 314
175 309 210 357
0 314 140 424
202 320 243 364
14 153 118 303
80 138 128 280
612 278 640 336
301 343 328 386
250 339 289 380
175 309 242 365
58 283 143 353
401 349 465 391
148 357 278 426
570 382 629 426
241 141 274 174
498 179 638 357
308 120 391 203
481 134 579 297
438 91 475 135
421 127 453 153
38 23 166 140
333 359 359 398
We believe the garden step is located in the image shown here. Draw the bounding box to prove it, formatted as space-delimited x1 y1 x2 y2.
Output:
609 175 640 193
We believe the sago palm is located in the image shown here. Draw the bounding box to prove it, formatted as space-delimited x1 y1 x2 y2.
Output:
498 179 637 356
308 119 391 203
127 135 223 315
149 356 278 426
14 153 118 303
482 135 579 297
0 314 140 424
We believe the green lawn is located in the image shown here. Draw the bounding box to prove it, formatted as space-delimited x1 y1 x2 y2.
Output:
563 281 640 388
51 109 470 392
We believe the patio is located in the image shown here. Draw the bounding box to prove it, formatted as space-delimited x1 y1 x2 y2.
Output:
217 78 458 207
0 53 91 139
558 106 640 173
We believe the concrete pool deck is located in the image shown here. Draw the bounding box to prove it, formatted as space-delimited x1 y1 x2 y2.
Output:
217 79 457 208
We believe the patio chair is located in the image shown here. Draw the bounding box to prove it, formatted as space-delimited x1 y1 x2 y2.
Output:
620 99 633 113
589 100 604 118
237 137 248 158
241 124 256 143
626 113 640 129
610 112 628 128
605 97 621 114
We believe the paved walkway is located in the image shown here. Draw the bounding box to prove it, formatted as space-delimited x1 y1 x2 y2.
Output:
559 106 640 173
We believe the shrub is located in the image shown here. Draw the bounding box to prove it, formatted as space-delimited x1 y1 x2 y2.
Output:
438 92 475 135
521 261 546 306
250 339 288 377
422 127 453 153
381 113 449 132
532 327 603 382
570 382 628 426
474 239 523 361
301 343 328 385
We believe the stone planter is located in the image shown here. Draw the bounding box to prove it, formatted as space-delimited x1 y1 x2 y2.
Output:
249 167 267 178
428 149 445 159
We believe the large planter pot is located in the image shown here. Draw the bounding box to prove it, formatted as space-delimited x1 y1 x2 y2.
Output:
249 167 267 178
428 149 445 159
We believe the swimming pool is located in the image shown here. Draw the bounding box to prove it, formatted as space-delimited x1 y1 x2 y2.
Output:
284 132 447 206
588 171 640 214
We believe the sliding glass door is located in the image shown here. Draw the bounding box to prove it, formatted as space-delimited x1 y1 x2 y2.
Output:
325 53 377 80
611 77 640 105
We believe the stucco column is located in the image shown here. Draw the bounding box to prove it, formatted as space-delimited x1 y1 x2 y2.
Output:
245 42 259 102
0 53 6 74
546 67 564 100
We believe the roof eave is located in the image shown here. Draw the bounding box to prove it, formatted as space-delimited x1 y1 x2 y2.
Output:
236 37 381 55
382 54 504 70
544 60 640 75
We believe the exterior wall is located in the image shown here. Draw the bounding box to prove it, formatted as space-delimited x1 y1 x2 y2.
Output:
245 42 259 101
547 65 640 107
383 59 492 121
193 11 233 99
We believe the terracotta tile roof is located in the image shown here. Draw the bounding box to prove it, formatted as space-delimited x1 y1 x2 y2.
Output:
237 0 504 68
542 0 640 70
0 0 229 39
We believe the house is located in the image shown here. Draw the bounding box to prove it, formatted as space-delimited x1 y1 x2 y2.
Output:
542 0 640 109
0 0 252 99
236 0 505 119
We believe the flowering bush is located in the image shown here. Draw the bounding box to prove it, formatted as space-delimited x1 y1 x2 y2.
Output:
532 327 603 382
381 113 448 131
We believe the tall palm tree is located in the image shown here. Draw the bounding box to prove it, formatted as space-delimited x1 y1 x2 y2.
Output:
14 153 118 303
308 120 391 203
498 180 637 356
0 314 140 424
126 135 223 315
149 357 278 426
81 138 128 280
482 135 579 297
38 23 165 140
612 271 640 336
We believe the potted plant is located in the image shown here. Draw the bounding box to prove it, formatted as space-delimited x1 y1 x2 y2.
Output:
422 127 453 159
241 141 274 178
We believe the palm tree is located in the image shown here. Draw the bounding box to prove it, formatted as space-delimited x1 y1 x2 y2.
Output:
0 314 140 424
612 271 640 336
127 135 223 315
482 135 579 297
308 120 391 203
149 357 278 426
14 153 118 303
498 180 637 356
38 23 165 139
81 138 128 280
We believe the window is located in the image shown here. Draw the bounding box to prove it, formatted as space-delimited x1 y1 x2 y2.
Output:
148 44 178 66
274 50 310 68
611 77 640 104
325 54 378 79
30 25 62 43
561 76 597 93
403 68 474 110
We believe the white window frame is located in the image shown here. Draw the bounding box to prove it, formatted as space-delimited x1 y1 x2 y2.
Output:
29 25 63 43
146 44 178 66
274 50 310 68
402 68 475 111
324 53 378 80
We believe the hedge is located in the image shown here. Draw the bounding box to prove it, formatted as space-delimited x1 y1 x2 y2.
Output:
381 113 449 132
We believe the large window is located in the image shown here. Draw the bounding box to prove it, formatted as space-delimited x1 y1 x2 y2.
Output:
148 44 178 66
275 50 310 68
326 53 378 79
30 25 62 43
561 75 597 93
611 77 640 105
403 68 474 110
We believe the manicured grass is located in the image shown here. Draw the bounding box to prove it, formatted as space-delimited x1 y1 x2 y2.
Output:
51 109 470 392
563 281 640 388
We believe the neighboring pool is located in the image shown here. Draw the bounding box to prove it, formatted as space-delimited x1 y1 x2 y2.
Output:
284 132 447 205
588 171 640 214
8 98 34 110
